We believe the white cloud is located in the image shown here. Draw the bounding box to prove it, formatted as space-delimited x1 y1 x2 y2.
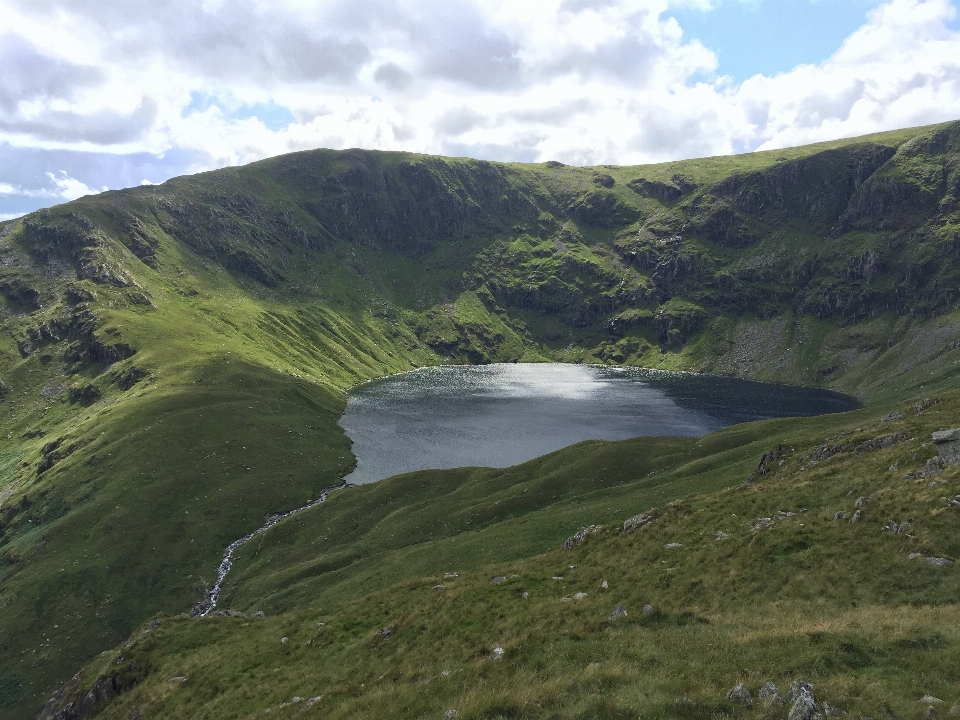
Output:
0 171 101 201
0 0 957 186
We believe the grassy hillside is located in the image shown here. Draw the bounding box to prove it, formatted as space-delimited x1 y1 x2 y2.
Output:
0 119 959 717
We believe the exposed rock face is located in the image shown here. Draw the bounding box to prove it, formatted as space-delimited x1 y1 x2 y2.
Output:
748 444 784 482
563 525 602 550
623 511 656 534
37 661 146 720
933 428 960 464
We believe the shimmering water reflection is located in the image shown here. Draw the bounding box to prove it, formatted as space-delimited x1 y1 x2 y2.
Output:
340 363 860 484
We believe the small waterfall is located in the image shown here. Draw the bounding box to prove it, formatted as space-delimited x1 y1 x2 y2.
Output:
193 481 351 617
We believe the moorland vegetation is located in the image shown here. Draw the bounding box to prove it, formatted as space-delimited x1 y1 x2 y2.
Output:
1 120 960 718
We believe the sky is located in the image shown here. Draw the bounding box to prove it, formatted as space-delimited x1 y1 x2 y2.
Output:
2 0 960 220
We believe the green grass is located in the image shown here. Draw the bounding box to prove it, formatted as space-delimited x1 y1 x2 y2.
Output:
2 118 960 718
61 384 960 719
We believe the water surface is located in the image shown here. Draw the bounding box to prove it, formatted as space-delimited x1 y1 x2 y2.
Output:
340 363 859 484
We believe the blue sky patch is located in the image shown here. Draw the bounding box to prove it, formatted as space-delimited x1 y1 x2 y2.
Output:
182 92 296 131
671 0 885 82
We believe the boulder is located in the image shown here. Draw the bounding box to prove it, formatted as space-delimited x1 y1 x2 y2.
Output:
788 689 820 720
933 428 960 464
850 510 862 523
726 683 753 708
445 711 458 719
642 604 654 615
609 604 627 621
854 496 870 508
491 576 506 585
490 646 504 660
925 557 953 567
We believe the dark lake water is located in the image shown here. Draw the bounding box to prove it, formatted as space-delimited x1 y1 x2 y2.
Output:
339 363 860 484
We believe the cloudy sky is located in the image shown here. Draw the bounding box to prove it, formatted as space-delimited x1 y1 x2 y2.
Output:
2 0 960 219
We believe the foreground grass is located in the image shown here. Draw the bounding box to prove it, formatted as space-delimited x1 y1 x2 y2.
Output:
54 382 960 719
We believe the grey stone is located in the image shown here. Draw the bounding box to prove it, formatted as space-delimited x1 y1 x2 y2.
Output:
378 626 394 638
834 511 850 521
922 456 945 477
759 682 783 706
642 604 654 615
726 683 753 708
850 510 862 523
823 702 847 716
563 525 602 550
573 592 587 600
921 696 944 705
925 557 954 567
663 542 683 549
933 428 960 466
787 681 815 704
445 711 458 719
521 592 530 599
675 697 694 706
854 496 870 508
491 576 506 585
609 604 627 621
788 689 820 720
926 707 939 720
432 585 447 591
623 511 656 534
253 610 265 618
490 646 504 660
601 580 608 589
715 531 731 540
753 517 774 531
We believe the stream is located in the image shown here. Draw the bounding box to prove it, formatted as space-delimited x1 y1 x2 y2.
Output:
192 480 351 617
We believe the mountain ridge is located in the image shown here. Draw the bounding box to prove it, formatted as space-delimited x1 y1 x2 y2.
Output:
1 119 960 718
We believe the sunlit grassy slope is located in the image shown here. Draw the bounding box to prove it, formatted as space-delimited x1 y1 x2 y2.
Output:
2 119 960 718
66 379 960 720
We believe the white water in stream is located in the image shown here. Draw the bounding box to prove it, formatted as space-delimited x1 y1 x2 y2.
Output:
194 481 350 617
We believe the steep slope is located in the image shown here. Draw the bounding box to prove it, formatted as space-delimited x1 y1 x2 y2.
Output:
0 120 959 717
41 378 960 720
